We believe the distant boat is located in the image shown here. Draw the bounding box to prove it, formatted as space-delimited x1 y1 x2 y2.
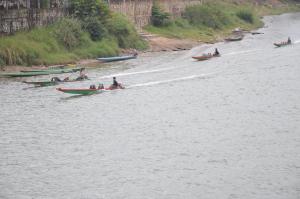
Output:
56 88 103 95
23 76 88 87
57 84 125 95
97 55 137 62
225 35 244 42
274 41 291 47
192 53 220 61
0 68 83 78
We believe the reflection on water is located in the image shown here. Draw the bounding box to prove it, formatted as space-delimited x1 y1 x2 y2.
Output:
1 13 300 199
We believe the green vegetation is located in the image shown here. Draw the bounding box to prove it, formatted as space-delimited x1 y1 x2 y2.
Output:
236 10 254 24
0 0 146 67
151 2 171 27
145 0 300 41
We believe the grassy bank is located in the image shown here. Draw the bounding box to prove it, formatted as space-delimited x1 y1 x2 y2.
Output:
0 0 147 67
145 0 300 42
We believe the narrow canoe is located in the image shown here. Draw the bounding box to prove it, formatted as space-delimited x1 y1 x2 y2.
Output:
274 42 291 47
20 68 82 73
192 54 220 61
225 35 244 42
23 78 87 87
57 84 125 95
23 81 59 87
97 55 137 62
57 88 103 95
1 68 83 78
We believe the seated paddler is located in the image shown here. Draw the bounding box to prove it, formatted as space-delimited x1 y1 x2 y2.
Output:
213 48 220 56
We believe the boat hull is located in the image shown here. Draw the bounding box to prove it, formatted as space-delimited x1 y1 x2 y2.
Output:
274 42 291 47
57 88 103 95
97 55 137 62
192 54 220 61
1 68 83 78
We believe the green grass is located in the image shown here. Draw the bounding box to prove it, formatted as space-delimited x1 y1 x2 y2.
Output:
0 16 147 67
144 0 300 42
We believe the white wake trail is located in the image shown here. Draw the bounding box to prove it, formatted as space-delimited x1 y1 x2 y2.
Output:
128 72 217 88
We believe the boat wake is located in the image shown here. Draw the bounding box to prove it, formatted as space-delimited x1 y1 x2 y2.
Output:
294 40 300 44
223 49 263 56
99 66 178 79
128 72 217 88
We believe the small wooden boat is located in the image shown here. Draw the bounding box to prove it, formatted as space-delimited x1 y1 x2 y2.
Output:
274 42 291 47
57 84 125 95
23 81 59 87
192 54 220 61
23 77 87 87
225 35 244 42
97 55 137 63
20 68 82 73
1 68 84 78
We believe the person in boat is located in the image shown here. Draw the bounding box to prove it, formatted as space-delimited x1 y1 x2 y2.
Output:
287 37 291 44
51 77 62 82
213 48 220 56
76 68 88 81
111 77 124 89
112 77 119 87
63 77 70 82
90 84 96 89
98 83 104 89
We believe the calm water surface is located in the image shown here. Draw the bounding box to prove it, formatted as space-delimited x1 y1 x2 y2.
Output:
0 13 300 199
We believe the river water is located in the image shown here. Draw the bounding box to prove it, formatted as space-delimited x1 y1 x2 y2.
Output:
0 13 300 199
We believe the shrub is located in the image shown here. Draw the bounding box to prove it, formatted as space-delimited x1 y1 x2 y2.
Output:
106 13 146 49
183 4 231 29
83 17 107 41
237 10 254 23
69 0 110 23
151 2 171 27
54 18 85 49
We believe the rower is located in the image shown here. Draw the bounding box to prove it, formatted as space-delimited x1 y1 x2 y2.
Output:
112 77 119 87
213 48 220 56
287 37 291 44
98 83 104 89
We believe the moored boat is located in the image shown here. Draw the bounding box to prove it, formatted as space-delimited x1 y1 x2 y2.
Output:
1 68 84 78
225 35 244 42
23 76 88 87
97 55 137 62
23 81 59 87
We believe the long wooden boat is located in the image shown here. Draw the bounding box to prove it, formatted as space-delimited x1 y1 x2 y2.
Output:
57 84 125 95
23 81 59 87
20 67 82 73
192 54 220 61
56 88 104 95
0 68 83 78
97 55 137 62
23 77 87 87
274 42 291 47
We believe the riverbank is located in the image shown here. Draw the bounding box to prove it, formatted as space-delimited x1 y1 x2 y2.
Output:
143 0 300 50
1 0 299 72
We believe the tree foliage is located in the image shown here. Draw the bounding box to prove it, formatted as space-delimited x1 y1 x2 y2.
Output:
151 2 171 27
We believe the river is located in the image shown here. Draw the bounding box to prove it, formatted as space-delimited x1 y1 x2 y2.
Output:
0 13 300 199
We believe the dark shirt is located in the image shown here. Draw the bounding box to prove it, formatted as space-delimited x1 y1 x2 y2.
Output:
113 79 119 86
